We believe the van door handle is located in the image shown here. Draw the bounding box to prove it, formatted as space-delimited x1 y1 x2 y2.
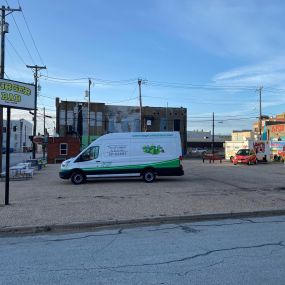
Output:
96 160 100 162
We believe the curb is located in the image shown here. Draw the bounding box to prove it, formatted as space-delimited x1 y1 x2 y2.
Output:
1 209 285 236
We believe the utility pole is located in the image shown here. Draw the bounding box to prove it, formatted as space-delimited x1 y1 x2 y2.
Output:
0 5 21 175
212 112 215 157
257 86 263 140
43 107 46 159
88 78 91 145
138 79 142 131
43 107 45 136
26 65 46 159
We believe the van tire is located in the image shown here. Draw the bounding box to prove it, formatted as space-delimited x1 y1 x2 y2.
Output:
71 171 86 185
142 170 156 183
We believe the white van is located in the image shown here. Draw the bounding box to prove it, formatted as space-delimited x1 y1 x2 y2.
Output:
59 132 184 184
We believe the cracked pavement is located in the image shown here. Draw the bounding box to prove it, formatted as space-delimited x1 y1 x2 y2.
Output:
0 216 285 284
0 160 285 230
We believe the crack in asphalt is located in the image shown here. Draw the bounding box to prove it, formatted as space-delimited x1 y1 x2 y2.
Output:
46 228 123 242
1 229 123 246
100 259 226 277
148 218 285 233
101 241 285 270
240 218 285 224
1 241 284 279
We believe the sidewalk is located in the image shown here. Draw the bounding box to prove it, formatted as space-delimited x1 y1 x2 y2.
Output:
0 160 285 234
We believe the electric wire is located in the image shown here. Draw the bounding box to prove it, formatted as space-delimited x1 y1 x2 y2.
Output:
6 3 35 64
6 37 27 66
19 1 45 67
4 72 10 79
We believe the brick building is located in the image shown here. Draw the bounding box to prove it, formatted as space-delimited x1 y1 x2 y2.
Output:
253 112 285 140
47 137 80 164
55 98 187 153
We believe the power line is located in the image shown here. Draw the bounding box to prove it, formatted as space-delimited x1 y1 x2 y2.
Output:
7 2 35 64
19 1 45 67
40 74 137 85
146 80 257 91
4 71 10 79
6 37 27 66
188 116 258 123
106 96 138 104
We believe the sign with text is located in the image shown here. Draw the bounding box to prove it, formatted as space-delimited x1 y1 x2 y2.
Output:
0 78 35 110
271 124 285 133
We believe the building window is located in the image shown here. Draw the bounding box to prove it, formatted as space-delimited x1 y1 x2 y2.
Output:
3 127 6 133
60 143 68 155
174 119 180 131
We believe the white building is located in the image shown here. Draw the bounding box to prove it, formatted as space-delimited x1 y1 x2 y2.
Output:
187 130 231 143
2 119 33 152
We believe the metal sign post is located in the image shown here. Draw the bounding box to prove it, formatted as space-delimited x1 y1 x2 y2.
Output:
4 107 10 205
0 78 35 205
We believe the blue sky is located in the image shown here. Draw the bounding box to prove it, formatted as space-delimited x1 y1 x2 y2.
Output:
4 0 285 134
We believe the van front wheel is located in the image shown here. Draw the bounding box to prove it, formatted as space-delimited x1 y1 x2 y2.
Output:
71 171 86 185
142 170 156 183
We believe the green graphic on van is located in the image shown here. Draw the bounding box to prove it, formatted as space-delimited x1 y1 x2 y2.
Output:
143 145 164 155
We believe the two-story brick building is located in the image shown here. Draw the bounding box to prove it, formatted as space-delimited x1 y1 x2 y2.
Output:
55 98 187 153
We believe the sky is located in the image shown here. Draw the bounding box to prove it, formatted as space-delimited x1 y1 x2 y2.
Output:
3 0 285 134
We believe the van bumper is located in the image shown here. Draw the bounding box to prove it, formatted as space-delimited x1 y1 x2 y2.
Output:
156 166 184 176
59 170 72 179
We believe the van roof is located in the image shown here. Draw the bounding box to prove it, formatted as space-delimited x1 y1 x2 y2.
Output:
91 131 180 145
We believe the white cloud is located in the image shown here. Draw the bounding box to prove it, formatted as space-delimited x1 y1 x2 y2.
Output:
159 0 285 58
213 56 285 86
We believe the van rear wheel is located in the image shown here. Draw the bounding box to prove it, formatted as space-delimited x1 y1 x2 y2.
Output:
142 170 156 183
71 171 86 185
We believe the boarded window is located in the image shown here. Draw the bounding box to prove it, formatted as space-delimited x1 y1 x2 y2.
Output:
160 118 167 131
174 119 180 131
90 112 96 127
67 111 74 125
96 112 102 127
60 110 65 125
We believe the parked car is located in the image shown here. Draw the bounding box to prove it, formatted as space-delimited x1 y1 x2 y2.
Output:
232 149 257 165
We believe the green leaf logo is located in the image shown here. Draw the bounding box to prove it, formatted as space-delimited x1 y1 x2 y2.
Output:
143 145 164 155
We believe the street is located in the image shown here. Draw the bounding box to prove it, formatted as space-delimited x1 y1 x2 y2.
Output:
1 216 285 284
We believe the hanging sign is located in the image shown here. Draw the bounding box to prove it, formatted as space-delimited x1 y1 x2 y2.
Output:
0 78 35 110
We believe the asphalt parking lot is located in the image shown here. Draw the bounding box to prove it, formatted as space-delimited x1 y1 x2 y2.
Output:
0 159 284 230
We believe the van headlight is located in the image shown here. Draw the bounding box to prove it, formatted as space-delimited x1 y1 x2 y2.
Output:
62 161 70 168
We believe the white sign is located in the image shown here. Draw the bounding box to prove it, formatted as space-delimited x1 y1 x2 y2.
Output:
0 79 35 110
